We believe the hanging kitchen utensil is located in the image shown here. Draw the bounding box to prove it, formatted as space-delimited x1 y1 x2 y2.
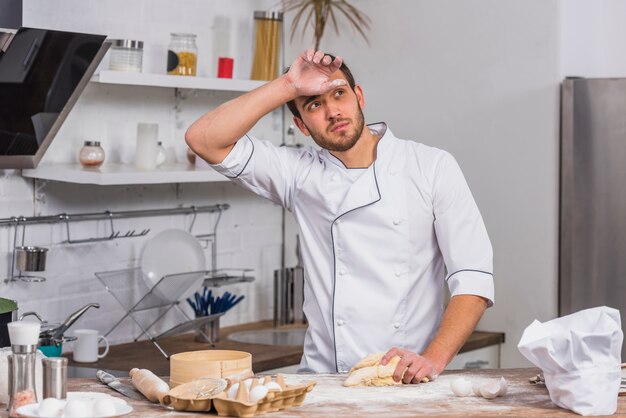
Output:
5 220 48 283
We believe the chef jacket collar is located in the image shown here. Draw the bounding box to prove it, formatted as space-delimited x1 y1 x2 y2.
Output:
321 122 390 169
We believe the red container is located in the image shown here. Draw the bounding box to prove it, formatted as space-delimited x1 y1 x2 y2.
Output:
217 57 234 78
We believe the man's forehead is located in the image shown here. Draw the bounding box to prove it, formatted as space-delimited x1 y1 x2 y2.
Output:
295 70 349 107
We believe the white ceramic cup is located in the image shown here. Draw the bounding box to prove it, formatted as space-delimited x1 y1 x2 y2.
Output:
72 329 109 363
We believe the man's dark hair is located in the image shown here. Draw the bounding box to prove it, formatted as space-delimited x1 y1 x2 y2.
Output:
284 54 356 119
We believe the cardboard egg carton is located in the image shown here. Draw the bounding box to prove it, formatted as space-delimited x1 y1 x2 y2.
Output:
212 380 317 418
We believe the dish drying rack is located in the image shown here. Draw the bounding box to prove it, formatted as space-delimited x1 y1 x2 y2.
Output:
91 204 254 358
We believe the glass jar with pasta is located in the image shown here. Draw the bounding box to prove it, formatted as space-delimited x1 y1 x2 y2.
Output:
167 33 198 76
251 11 283 81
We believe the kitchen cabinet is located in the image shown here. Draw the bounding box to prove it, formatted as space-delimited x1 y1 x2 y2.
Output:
21 72 267 186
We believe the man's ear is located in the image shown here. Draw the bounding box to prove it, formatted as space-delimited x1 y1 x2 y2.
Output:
354 84 365 109
293 116 310 136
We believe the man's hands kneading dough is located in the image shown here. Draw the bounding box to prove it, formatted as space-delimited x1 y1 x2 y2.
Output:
381 347 441 384
343 351 433 387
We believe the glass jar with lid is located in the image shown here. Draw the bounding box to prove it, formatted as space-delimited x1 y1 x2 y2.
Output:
108 39 143 72
251 11 283 81
167 33 197 76
79 141 105 167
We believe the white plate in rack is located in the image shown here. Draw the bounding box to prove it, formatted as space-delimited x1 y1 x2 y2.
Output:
140 228 206 290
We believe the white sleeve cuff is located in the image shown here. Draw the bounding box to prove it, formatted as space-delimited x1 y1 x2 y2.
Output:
447 269 494 307
209 135 253 178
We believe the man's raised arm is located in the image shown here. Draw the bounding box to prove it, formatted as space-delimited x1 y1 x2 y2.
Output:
185 49 346 164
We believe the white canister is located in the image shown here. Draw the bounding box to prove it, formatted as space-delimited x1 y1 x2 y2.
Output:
108 39 143 72
135 123 159 170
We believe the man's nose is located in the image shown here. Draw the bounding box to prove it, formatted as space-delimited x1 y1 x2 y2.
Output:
326 103 341 120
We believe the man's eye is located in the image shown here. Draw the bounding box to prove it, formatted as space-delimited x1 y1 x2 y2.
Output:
309 102 320 110
335 90 345 97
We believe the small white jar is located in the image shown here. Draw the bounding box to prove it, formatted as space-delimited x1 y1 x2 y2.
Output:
108 39 143 72
79 141 105 167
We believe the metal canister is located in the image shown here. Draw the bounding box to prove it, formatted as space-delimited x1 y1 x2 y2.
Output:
42 357 67 399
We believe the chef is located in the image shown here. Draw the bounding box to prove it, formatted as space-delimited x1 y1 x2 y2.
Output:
186 49 494 384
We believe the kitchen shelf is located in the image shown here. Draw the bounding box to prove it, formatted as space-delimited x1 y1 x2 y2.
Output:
91 70 266 91
22 162 229 185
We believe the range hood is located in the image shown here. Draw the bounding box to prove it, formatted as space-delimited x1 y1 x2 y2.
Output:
0 27 109 168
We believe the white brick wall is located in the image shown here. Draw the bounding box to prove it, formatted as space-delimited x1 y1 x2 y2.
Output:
0 0 284 348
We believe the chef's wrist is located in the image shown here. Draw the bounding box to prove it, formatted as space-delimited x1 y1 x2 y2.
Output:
421 346 449 376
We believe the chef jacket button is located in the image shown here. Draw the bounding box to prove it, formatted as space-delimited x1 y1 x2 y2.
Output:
395 271 402 277
335 219 342 225
331 174 339 181
389 169 397 175
393 219 400 226
337 319 346 326
393 322 402 329
339 268 347 275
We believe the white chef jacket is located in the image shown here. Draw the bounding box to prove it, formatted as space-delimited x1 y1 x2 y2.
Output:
211 122 494 373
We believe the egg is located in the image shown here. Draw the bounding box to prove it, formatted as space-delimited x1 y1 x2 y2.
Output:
478 380 501 399
92 398 116 417
264 381 282 392
38 397 64 417
227 383 240 399
472 380 482 396
243 378 254 389
64 399 88 418
249 385 269 403
496 377 508 397
449 377 472 397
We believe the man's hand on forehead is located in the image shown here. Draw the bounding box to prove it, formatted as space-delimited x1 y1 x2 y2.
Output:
286 49 347 98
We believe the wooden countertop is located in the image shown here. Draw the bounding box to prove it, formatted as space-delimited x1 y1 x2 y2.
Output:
3 368 623 417
65 321 504 375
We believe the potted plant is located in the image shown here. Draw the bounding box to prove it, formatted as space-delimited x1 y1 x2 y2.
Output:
284 0 371 50
0 298 18 347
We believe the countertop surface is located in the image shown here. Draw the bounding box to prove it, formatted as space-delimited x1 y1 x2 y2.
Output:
3 368 623 417
66 321 505 375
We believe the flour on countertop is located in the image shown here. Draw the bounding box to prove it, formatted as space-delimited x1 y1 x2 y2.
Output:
281 370 557 416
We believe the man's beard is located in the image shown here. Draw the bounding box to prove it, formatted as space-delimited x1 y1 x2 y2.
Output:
306 106 365 152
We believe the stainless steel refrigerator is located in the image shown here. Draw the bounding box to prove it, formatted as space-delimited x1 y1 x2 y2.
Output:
560 78 626 358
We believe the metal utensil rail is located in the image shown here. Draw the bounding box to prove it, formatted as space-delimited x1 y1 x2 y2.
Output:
1 204 229 283
0 203 230 233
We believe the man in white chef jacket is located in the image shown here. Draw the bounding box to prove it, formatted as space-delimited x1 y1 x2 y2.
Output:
186 49 494 384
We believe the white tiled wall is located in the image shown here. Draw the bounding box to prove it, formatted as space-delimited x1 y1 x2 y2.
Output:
0 0 284 346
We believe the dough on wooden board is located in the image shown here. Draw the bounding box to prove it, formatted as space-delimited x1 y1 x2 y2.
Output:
343 353 430 387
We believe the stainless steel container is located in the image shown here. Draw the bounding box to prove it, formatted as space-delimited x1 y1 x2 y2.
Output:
274 236 306 326
273 267 305 326
42 357 67 399
15 246 48 272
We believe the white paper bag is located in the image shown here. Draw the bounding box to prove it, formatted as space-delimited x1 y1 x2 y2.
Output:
518 306 623 416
